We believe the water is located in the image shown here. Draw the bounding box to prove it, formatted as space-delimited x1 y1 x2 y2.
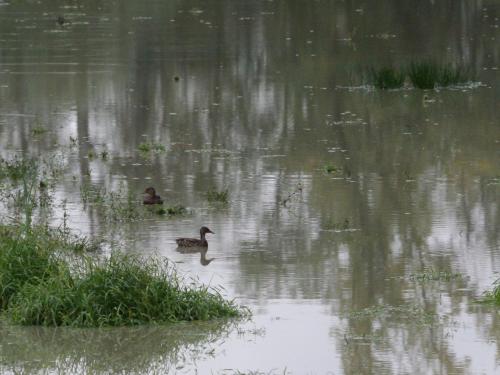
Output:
0 0 499 374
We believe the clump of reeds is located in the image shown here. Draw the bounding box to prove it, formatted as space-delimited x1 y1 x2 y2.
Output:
364 61 472 90
0 225 243 326
367 67 405 89
407 61 471 89
206 189 229 204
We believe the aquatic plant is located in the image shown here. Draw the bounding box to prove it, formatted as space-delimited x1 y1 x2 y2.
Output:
407 61 471 89
409 268 461 282
206 189 229 204
31 125 47 136
367 67 405 89
138 141 166 153
281 182 303 207
436 63 471 86
481 279 500 305
155 205 187 216
0 225 243 327
323 164 340 174
407 61 440 89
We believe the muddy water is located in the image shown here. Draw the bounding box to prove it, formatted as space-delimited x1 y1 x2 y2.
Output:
0 0 499 374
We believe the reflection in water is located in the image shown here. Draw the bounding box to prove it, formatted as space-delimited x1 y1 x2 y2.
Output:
177 246 216 266
0 321 235 374
0 0 498 373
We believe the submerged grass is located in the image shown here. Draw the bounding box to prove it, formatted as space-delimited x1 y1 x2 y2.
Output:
0 224 243 326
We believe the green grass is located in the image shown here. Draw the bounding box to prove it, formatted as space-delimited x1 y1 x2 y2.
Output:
407 61 471 89
138 141 166 153
481 279 500 305
364 62 472 90
31 125 47 136
409 268 461 282
323 164 340 174
155 205 187 216
0 224 243 327
367 67 405 89
206 189 229 204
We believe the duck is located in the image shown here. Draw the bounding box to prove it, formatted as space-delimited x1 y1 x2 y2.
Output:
176 226 214 247
143 187 163 205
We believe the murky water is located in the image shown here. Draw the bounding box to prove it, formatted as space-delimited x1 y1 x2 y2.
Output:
0 0 499 374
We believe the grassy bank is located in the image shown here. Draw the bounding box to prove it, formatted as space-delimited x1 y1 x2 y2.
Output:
0 225 242 327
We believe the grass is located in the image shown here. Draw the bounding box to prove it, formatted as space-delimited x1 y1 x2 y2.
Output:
323 164 340 174
409 268 461 282
138 141 166 154
364 61 472 90
367 67 405 89
155 205 187 216
31 125 47 136
408 61 471 89
348 304 434 326
481 279 500 305
206 189 229 204
0 224 243 327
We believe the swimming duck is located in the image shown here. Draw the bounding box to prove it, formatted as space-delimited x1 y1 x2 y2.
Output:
176 226 214 247
143 187 163 205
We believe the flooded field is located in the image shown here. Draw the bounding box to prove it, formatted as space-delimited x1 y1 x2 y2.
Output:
0 0 499 374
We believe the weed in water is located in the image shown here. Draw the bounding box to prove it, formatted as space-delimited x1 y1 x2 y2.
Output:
32 125 47 136
409 268 461 282
206 189 229 204
281 182 303 207
407 61 440 89
436 63 471 86
324 164 340 174
155 205 187 216
367 66 405 89
138 141 166 154
481 279 500 305
100 150 109 160
0 224 243 327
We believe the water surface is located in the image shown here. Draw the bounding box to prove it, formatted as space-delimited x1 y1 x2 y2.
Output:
0 0 499 374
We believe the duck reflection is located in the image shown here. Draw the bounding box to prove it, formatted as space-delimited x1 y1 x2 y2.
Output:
176 246 215 266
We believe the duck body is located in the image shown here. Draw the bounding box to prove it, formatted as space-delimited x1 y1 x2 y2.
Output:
143 187 163 205
176 226 214 247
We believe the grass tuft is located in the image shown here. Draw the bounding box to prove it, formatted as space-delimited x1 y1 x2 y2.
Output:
206 189 229 204
138 142 166 154
481 279 500 305
367 67 405 89
0 225 243 326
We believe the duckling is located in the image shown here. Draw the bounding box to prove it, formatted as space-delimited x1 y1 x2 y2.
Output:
176 226 214 247
143 187 163 205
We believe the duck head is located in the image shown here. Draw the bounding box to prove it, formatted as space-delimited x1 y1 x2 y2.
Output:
200 226 215 236
144 187 156 196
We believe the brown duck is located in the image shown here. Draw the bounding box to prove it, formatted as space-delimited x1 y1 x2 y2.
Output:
176 226 214 247
143 187 163 205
